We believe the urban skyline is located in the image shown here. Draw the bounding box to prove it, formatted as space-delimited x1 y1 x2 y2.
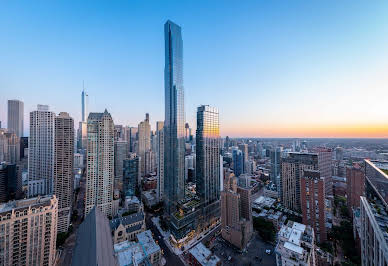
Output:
1 10 388 265
2 1 388 138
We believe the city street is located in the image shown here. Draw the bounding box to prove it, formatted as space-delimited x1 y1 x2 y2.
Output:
145 213 185 266
58 176 86 266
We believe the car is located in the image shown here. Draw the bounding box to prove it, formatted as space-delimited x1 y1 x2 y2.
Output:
265 249 271 255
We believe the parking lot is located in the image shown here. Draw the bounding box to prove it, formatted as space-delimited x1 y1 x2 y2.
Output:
211 232 276 266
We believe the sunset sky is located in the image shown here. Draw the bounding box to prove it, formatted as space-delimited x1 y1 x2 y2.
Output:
1 1 388 138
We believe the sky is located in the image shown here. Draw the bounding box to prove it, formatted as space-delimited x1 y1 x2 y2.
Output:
1 0 388 138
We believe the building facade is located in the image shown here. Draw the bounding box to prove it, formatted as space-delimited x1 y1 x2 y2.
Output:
359 160 388 266
156 121 164 202
346 163 365 215
123 156 140 198
281 153 318 212
7 99 24 138
0 195 58 266
54 112 74 233
164 20 185 216
138 113 151 178
85 110 115 217
300 170 326 243
28 105 55 197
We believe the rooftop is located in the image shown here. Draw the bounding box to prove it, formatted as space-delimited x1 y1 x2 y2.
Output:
0 195 55 214
189 242 221 266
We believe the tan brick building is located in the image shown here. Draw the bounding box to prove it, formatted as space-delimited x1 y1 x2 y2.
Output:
0 195 58 266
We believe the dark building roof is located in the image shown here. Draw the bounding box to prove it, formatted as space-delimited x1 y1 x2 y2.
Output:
109 212 144 230
72 207 117 266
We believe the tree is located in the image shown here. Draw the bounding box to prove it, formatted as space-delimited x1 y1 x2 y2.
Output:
253 217 276 242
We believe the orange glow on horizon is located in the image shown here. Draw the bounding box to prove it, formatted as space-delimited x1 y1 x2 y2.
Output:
221 123 388 138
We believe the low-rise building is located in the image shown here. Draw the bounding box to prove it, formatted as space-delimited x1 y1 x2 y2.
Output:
187 242 221 266
110 211 146 244
275 221 316 266
114 230 162 266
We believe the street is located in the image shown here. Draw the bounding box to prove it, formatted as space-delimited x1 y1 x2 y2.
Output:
145 213 185 266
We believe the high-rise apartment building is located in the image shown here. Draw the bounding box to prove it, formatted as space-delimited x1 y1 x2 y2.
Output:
114 140 127 190
156 121 164 202
196 106 220 205
164 20 185 215
311 147 333 197
0 130 20 164
128 127 138 153
0 162 22 203
7 99 24 138
232 148 244 177
270 147 282 183
281 152 318 212
238 143 248 173
28 105 55 197
300 170 326 243
346 163 365 215
221 172 253 250
54 112 74 232
138 113 151 177
123 156 140 198
85 110 114 217
0 195 58 266
196 105 221 224
360 159 388 266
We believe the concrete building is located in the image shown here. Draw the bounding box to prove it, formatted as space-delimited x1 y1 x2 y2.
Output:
0 195 58 266
54 112 74 233
275 221 316 266
187 242 221 266
221 172 252 250
114 230 161 266
281 153 318 212
7 99 24 138
300 170 326 243
346 163 365 215
359 160 388 266
138 113 151 178
72 207 117 266
28 105 55 197
85 110 115 217
110 211 146 244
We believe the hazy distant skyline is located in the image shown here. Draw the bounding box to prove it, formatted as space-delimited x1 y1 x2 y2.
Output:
1 1 388 138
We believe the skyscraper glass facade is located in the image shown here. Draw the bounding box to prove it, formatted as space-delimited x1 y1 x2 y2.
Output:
164 20 185 215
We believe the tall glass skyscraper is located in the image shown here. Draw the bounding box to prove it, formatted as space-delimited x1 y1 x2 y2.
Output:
196 105 220 205
164 20 185 215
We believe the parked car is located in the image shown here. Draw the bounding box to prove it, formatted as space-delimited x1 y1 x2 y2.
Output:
265 249 271 255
